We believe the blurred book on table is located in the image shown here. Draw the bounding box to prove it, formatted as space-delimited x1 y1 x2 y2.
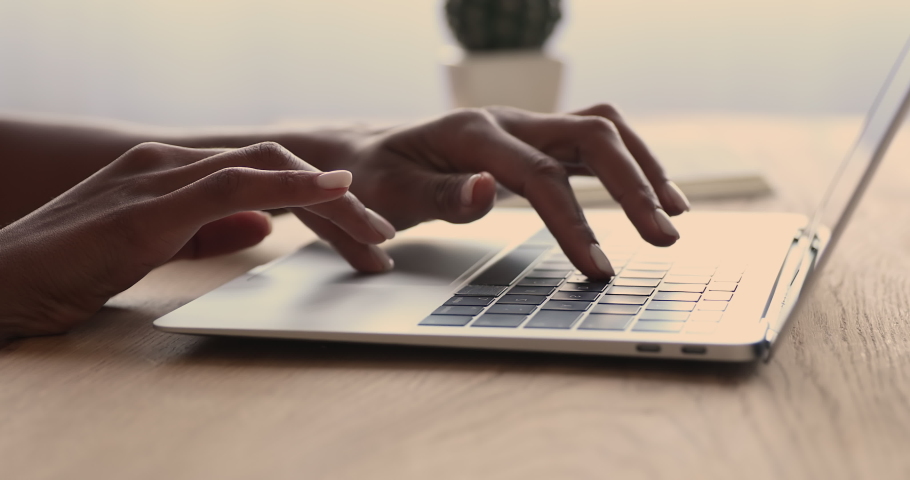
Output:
497 138 772 208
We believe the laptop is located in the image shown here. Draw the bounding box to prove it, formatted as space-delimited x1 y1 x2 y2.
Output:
154 38 910 362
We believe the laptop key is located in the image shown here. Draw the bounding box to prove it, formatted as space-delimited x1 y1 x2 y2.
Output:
470 245 550 286
703 291 733 301
537 261 574 270
605 286 654 296
561 282 609 292
653 292 701 302
664 275 712 284
626 262 671 271
639 310 689 321
508 286 555 296
708 282 738 292
619 270 666 279
591 304 640 315
526 269 571 278
646 301 696 311
487 304 537 315
419 315 473 326
658 284 706 293
525 310 583 329
698 302 728 311
669 267 716 276
599 294 649 305
689 311 724 322
432 305 485 316
497 294 548 305
444 296 494 306
472 314 527 328
552 291 600 301
541 300 591 311
713 273 742 283
632 320 686 333
456 285 508 297
613 277 661 287
516 277 563 287
578 314 634 330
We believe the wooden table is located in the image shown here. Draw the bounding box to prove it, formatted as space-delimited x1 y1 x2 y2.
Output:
3 115 910 480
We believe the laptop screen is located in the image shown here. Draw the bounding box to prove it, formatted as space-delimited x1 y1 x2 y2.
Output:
806 36 910 266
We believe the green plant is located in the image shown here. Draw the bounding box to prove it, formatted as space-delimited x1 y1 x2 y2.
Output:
445 0 562 52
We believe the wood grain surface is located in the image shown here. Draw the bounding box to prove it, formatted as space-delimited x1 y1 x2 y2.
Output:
2 115 910 480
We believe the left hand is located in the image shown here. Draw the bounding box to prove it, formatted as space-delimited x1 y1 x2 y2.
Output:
332 104 690 280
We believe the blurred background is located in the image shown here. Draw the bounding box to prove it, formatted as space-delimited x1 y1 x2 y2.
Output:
2 0 909 126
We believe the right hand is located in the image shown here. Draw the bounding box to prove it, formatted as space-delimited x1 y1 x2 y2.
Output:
0 141 396 340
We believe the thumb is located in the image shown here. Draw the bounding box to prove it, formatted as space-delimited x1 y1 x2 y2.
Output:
421 171 497 224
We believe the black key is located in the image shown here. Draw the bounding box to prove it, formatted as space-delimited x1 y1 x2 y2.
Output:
432 305 484 316
613 278 661 287
526 269 571 278
537 261 574 270
605 286 654 296
591 304 640 315
516 277 563 287
552 291 599 301
497 294 547 305
646 301 696 311
472 314 527 328
560 282 609 292
664 275 711 284
471 245 550 286
658 284 706 293
525 310 582 329
653 292 701 302
619 270 666 279
599 294 648 305
632 320 686 333
456 285 507 297
508 285 556 296
487 304 537 315
639 311 689 321
444 296 494 307
579 314 634 330
541 300 591 311
419 315 473 326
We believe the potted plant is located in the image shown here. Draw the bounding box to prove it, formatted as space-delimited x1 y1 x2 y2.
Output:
443 0 564 113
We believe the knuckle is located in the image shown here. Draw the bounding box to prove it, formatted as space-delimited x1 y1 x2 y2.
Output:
579 116 620 138
528 155 567 179
589 102 622 119
445 107 494 130
120 142 170 170
243 141 295 169
204 167 247 198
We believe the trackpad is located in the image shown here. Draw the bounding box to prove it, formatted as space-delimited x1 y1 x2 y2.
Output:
274 238 503 288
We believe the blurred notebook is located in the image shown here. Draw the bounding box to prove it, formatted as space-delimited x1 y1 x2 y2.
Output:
497 139 772 208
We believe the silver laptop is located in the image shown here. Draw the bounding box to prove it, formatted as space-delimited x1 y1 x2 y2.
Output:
155 39 910 362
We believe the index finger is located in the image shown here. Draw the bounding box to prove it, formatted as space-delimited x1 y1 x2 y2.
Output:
433 112 614 279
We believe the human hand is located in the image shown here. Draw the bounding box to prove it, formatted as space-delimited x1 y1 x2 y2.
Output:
340 104 690 279
0 142 396 339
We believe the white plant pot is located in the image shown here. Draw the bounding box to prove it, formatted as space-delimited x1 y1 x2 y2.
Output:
444 49 563 113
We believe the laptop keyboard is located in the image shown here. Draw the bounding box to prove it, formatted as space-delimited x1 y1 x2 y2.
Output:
419 240 743 335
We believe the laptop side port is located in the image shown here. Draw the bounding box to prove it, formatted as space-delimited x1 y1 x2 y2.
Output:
636 344 661 353
681 345 707 355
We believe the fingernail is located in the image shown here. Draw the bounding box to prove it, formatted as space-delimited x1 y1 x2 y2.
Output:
315 170 353 189
665 181 690 212
653 209 680 238
370 245 395 271
589 244 615 276
461 174 481 207
366 208 396 240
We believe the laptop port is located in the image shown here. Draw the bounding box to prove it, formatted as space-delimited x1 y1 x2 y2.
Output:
681 346 707 355
636 344 661 353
